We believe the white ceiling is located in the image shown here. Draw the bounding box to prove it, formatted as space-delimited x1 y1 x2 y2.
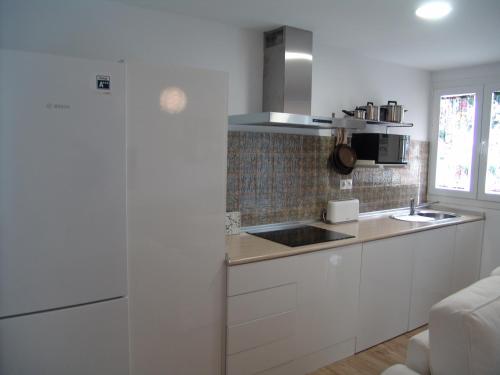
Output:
110 0 500 71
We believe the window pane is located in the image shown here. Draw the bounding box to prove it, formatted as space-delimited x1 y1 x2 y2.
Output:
485 91 500 195
435 93 476 191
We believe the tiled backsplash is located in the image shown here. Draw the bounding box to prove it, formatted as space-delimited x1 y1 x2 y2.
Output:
226 131 429 227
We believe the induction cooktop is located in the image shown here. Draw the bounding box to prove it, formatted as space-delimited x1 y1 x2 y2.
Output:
248 225 355 247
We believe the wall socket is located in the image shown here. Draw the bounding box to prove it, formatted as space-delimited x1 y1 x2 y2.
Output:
340 179 353 190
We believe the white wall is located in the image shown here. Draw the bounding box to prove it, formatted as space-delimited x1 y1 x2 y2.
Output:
432 62 500 88
429 62 500 277
0 0 263 115
0 0 431 140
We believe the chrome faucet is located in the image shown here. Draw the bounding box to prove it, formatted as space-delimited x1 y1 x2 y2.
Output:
410 198 416 216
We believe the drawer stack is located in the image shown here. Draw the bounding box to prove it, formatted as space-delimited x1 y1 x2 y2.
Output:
226 257 299 375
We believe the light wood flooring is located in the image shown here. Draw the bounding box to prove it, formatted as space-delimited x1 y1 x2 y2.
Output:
309 326 427 375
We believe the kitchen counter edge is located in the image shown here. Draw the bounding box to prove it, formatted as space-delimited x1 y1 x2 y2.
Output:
225 210 485 266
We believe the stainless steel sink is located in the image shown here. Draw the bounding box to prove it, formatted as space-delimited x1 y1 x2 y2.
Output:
417 211 458 220
391 210 460 222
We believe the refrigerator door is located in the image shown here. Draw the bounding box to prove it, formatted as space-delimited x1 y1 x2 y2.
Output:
127 63 227 375
0 298 129 375
0 50 127 318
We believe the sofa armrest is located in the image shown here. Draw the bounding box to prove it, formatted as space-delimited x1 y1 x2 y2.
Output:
381 364 421 375
406 330 430 375
491 267 500 277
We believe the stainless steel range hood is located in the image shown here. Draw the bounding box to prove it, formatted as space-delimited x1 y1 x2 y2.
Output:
263 26 312 116
229 112 333 128
229 26 333 129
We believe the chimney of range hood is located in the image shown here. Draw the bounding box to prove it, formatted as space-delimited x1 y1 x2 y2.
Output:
263 26 313 116
228 26 334 129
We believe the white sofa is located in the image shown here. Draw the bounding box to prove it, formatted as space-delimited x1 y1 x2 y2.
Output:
382 267 500 375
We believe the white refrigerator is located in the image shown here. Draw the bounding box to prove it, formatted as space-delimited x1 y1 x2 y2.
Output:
0 50 129 374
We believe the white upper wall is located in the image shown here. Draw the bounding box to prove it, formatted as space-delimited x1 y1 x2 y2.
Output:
432 62 500 87
0 0 430 140
0 0 263 115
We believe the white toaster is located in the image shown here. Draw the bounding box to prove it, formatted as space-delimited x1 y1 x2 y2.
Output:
326 199 359 224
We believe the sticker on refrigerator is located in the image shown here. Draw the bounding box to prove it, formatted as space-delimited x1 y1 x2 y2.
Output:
96 75 111 90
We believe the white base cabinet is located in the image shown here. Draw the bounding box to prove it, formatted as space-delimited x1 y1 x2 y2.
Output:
357 235 415 352
409 226 455 330
294 246 362 356
357 221 484 351
226 245 362 375
226 220 484 373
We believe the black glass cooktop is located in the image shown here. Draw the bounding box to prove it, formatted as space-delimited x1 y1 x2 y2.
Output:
249 225 355 247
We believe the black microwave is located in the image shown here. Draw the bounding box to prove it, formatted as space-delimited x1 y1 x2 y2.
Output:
351 133 410 164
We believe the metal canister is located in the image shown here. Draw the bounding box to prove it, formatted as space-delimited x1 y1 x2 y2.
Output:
384 100 405 123
353 108 366 120
364 102 379 121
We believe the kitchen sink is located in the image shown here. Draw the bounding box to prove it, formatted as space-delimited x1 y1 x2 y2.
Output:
416 211 458 220
391 210 459 222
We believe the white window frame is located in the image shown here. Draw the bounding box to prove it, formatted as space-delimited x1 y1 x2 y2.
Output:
428 85 484 199
478 83 500 202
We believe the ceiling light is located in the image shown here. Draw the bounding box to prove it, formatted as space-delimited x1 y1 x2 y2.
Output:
416 2 452 20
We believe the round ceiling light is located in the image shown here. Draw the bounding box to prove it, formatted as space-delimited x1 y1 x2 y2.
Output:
416 2 452 20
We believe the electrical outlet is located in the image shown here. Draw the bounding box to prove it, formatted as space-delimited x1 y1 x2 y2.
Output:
340 179 353 190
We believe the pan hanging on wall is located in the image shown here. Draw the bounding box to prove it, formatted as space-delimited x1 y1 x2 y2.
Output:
328 128 357 175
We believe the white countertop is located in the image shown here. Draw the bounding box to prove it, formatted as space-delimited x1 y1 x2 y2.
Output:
226 208 484 266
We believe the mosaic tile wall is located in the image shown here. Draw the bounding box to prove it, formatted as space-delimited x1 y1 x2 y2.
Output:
226 131 429 227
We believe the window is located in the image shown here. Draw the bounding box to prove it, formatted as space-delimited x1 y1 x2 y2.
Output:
435 93 477 192
484 91 500 195
430 84 500 202
477 84 500 202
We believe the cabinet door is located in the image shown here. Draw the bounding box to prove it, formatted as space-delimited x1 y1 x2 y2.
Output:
357 235 414 352
295 245 362 356
0 50 127 318
127 62 228 375
452 221 483 292
409 226 455 330
0 299 129 375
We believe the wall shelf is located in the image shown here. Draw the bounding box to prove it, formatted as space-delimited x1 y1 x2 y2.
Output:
355 160 408 168
339 118 414 129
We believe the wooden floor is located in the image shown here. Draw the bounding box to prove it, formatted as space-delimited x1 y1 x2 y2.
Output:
309 326 427 375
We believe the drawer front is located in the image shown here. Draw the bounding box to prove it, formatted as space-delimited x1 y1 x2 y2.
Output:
227 283 297 325
256 361 299 375
228 256 299 296
226 337 295 375
257 338 355 375
227 310 295 355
